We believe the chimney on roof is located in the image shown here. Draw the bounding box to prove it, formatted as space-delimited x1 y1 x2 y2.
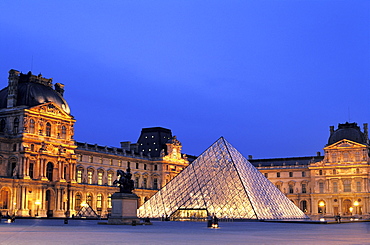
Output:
7 69 20 108
330 126 334 134
317 152 321 157
55 83 65 97
363 123 368 141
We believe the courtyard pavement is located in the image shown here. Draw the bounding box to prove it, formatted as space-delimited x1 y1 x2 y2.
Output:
0 219 370 245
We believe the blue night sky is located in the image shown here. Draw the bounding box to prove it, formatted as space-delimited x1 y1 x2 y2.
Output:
0 1 369 158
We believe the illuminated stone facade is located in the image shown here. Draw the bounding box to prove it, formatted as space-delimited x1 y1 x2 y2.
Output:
0 70 189 218
251 122 370 218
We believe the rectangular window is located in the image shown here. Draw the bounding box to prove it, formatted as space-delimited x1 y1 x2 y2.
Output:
99 157 103 164
97 195 102 208
135 177 139 188
343 180 351 192
136 162 139 169
89 156 93 163
127 162 130 168
153 178 158 189
118 160 122 167
108 173 113 186
356 182 361 192
277 172 280 178
302 184 306 193
88 171 93 184
289 185 294 194
77 170 82 183
154 165 158 171
319 182 324 193
302 171 306 177
98 172 103 185
143 178 147 189
289 172 293 177
144 164 147 170
264 173 268 178
29 163 34 179
109 159 113 165
333 182 338 193
108 194 112 209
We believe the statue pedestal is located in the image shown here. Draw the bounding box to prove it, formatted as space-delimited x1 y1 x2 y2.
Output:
108 192 140 225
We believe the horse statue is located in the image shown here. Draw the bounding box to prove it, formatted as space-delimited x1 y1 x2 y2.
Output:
113 168 134 193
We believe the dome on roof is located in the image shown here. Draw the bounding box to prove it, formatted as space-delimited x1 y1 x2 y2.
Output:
0 71 70 114
328 122 367 145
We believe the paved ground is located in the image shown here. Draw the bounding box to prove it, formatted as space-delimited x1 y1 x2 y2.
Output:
1 219 370 245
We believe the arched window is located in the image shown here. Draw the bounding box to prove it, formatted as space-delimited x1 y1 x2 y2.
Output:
0 188 10 209
46 162 53 181
61 125 67 139
13 118 19 134
318 200 326 214
153 178 158 189
0 119 6 133
29 162 34 179
29 119 35 134
46 122 51 137
300 200 307 213
87 193 93 207
75 192 82 210
87 170 93 184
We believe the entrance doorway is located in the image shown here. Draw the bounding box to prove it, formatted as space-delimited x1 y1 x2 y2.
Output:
343 199 351 215
45 190 55 217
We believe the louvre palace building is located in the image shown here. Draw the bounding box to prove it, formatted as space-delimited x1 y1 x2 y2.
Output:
0 69 369 219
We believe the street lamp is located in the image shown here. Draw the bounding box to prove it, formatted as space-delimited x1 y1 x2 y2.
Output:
35 200 41 217
354 201 359 215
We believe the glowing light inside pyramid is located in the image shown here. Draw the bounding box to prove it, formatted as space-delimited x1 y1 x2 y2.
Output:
138 137 308 219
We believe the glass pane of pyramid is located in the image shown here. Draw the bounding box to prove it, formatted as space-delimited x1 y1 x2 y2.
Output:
138 137 307 219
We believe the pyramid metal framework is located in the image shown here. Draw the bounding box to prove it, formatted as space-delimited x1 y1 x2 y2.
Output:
138 137 308 220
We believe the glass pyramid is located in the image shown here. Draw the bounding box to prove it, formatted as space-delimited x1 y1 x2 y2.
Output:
138 137 308 219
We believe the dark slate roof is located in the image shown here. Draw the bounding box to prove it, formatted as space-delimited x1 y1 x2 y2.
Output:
328 122 367 145
249 156 323 167
0 77 70 114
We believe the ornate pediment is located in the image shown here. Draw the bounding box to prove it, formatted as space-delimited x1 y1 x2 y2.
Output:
325 139 366 150
28 102 73 119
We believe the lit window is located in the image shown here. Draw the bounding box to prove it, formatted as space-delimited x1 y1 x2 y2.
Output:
109 159 113 165
88 171 93 184
118 160 122 167
108 194 112 208
89 156 93 163
77 169 82 183
98 172 103 185
99 157 103 164
87 193 93 207
97 194 102 209
75 193 82 210
108 173 113 186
